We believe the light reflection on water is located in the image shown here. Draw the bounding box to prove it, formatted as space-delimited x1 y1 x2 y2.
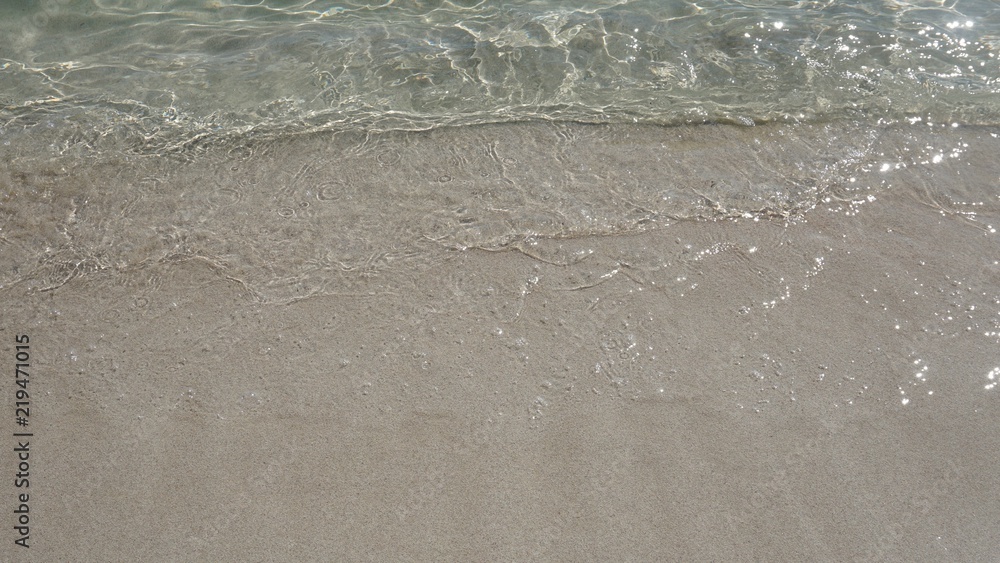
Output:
1 0 999 157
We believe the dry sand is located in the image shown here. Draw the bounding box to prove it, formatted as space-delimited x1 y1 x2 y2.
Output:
2 123 999 561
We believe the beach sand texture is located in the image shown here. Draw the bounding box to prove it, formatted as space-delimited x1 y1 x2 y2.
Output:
1 122 999 560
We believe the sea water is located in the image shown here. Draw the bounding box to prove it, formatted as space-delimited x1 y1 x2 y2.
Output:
1 0 999 302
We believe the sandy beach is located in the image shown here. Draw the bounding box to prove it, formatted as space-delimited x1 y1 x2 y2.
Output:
3 0 1000 556
2 122 999 561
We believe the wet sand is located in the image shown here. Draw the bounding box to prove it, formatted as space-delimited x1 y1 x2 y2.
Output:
2 124 1000 561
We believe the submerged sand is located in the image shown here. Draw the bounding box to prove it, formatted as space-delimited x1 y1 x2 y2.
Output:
2 123 999 561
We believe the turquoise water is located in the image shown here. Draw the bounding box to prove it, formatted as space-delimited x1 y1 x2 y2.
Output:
2 0 999 154
1 1 999 303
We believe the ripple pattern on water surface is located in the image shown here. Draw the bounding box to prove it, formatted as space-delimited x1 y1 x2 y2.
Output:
1 0 999 156
2 121 997 303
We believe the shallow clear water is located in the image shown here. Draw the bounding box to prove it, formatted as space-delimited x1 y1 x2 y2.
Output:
5 7 1000 560
3 0 999 152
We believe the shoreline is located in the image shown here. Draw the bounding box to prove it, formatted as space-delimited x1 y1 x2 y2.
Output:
4 120 997 304
3 173 998 559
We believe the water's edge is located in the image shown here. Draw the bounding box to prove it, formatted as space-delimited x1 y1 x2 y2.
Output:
2 120 997 303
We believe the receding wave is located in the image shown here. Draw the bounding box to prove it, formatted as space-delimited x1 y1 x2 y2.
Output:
2 0 999 157
2 120 997 303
